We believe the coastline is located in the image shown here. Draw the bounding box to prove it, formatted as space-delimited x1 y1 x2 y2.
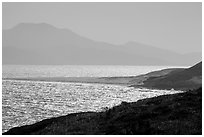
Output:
3 68 181 87
3 64 202 135
3 87 202 135
4 67 200 91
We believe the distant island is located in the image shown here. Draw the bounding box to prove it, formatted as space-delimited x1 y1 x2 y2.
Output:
3 61 202 135
3 23 201 66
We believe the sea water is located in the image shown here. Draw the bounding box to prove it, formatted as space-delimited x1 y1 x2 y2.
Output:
2 65 184 133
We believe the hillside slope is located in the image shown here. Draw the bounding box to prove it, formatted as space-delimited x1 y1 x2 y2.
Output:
140 62 202 90
3 87 202 135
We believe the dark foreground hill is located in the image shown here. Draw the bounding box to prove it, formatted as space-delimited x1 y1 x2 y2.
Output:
135 62 202 90
3 87 202 135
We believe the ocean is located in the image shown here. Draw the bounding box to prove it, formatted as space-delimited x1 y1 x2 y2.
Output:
2 65 185 133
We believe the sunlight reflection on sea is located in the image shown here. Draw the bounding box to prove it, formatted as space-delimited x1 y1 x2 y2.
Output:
2 80 183 133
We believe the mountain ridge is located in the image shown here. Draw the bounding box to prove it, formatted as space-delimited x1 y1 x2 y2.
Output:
3 23 201 65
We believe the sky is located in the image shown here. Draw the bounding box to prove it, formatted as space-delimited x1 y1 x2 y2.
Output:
2 2 202 54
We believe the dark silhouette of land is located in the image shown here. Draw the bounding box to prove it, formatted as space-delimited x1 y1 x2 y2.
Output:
132 62 202 90
3 23 201 65
3 87 202 135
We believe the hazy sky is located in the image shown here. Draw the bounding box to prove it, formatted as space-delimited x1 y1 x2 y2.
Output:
2 2 202 54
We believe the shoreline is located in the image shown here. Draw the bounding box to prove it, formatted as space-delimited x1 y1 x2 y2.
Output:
3 63 202 134
3 87 202 135
3 68 181 88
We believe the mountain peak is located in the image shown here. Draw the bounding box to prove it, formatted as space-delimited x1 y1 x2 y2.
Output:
3 23 201 65
11 22 58 30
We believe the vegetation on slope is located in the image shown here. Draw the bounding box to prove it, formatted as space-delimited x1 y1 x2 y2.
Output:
4 87 202 135
139 62 202 90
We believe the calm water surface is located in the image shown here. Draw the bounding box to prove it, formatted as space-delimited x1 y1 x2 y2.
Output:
2 65 184 78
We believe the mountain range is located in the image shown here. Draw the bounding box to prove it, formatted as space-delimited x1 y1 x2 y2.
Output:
3 23 201 65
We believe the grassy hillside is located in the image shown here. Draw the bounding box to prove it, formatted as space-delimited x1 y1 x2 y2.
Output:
3 87 202 135
140 62 202 90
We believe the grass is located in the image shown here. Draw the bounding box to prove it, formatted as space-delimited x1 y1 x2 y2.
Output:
139 62 202 90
